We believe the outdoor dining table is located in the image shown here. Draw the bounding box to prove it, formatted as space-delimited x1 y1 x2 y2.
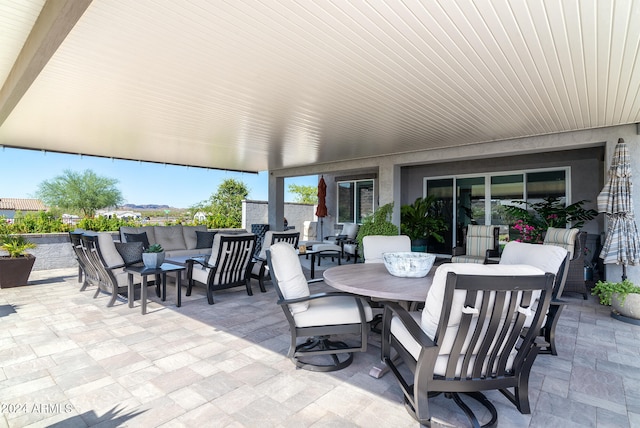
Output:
322 262 437 378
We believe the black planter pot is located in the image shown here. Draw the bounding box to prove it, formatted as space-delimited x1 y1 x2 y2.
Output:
0 255 36 288
411 238 428 252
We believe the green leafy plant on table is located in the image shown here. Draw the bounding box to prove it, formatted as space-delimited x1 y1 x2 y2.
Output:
144 243 164 253
592 279 640 306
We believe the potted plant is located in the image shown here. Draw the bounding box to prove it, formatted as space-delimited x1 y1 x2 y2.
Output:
355 203 399 258
0 234 37 288
142 243 165 269
401 196 448 252
592 279 640 324
504 196 597 243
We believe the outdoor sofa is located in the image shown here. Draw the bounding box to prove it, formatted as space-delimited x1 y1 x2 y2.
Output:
119 225 218 258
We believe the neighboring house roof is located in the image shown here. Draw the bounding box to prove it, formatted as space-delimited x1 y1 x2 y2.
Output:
0 198 47 211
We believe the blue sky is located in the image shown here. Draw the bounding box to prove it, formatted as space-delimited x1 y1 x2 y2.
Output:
0 147 318 208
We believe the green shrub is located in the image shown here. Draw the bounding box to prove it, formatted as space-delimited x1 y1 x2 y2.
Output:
356 203 399 251
592 279 640 306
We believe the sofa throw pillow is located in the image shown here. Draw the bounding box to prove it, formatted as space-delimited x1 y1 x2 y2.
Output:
115 242 144 266
196 231 216 249
124 232 150 250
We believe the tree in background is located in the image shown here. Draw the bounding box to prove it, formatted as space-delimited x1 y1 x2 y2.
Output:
288 184 317 204
36 169 123 218
193 178 249 228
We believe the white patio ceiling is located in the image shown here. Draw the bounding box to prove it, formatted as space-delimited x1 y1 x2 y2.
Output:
1 0 640 173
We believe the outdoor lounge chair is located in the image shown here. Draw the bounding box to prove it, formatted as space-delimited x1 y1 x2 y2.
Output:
451 225 500 264
186 233 256 304
499 241 568 355
69 231 100 291
250 230 299 292
543 227 586 299
80 233 149 307
382 263 554 427
266 242 372 372
324 222 359 257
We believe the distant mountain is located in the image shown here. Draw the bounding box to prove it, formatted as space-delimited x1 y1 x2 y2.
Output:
121 204 173 210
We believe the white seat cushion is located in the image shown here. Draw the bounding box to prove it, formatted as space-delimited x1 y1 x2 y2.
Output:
313 243 342 252
293 295 373 328
390 263 546 376
362 235 411 263
269 242 310 314
500 241 567 275
422 263 546 341
342 223 360 239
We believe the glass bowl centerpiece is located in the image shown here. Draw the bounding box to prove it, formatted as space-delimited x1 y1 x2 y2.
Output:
382 252 436 278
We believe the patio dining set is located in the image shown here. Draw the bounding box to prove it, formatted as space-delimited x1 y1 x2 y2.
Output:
66 220 590 427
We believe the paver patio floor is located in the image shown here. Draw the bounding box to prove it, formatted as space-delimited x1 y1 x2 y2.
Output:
0 265 638 427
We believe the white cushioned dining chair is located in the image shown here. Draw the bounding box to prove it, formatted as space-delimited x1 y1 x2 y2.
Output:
451 225 500 264
500 241 568 355
267 242 373 372
382 263 554 427
362 235 411 263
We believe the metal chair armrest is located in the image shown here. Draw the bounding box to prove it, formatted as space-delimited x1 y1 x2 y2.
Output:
277 291 363 306
383 301 435 348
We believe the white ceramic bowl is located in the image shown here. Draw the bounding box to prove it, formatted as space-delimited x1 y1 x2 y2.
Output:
382 252 436 278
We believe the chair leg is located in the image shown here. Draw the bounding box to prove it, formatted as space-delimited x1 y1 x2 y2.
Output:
450 392 498 428
206 284 215 305
292 336 354 372
107 289 118 307
540 303 564 356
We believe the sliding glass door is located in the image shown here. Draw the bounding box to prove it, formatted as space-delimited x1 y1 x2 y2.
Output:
425 168 568 255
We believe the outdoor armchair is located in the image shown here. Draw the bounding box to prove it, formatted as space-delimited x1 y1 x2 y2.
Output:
250 231 299 292
80 233 149 307
186 233 256 305
451 225 500 264
267 242 372 372
69 231 100 292
382 263 554 427
324 223 359 257
543 227 586 299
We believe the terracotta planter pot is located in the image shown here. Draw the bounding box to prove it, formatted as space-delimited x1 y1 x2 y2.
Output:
0 255 36 288
612 292 640 320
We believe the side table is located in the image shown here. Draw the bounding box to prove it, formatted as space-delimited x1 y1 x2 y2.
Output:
124 263 186 314
298 246 341 279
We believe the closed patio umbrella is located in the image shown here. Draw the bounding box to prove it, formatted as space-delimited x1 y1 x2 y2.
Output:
316 176 328 240
597 138 640 280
